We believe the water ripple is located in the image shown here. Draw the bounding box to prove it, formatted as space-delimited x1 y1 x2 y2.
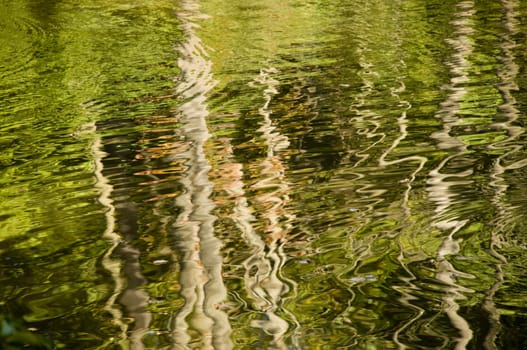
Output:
3 0 527 348
169 1 231 349
426 2 477 348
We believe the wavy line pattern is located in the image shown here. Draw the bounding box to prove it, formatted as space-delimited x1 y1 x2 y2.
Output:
169 1 231 349
3 0 527 349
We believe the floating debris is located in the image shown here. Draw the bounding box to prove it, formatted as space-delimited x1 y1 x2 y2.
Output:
152 259 169 265
349 274 377 283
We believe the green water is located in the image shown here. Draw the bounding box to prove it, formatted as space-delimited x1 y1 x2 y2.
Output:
1 0 527 348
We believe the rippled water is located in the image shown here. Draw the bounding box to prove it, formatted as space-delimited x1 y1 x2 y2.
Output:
1 0 527 349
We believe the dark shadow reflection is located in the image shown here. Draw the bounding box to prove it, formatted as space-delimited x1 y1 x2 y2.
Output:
92 119 153 349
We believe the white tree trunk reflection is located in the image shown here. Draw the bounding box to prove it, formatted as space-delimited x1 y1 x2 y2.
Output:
91 128 129 349
485 1 522 348
242 67 298 349
427 2 476 348
170 1 231 349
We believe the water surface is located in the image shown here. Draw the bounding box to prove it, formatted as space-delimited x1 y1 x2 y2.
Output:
1 0 527 349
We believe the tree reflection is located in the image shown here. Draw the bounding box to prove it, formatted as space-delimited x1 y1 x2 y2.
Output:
4 0 527 348
91 127 129 347
427 1 476 348
486 0 522 349
169 1 231 349
241 67 298 349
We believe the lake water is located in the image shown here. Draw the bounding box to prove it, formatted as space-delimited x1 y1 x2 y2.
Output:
1 0 527 349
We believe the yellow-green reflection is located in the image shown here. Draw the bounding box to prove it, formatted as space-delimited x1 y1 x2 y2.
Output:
2 0 527 348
